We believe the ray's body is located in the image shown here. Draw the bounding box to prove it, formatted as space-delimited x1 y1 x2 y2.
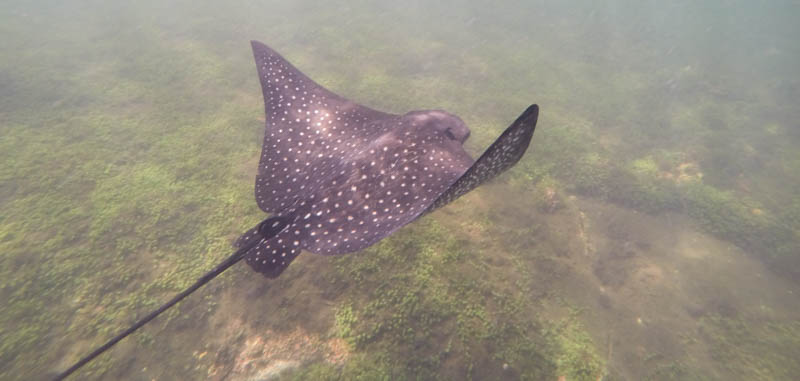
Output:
54 41 538 379
239 41 536 278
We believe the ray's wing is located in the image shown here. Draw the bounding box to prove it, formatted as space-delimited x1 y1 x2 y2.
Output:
424 104 539 214
251 41 397 213
295 119 474 255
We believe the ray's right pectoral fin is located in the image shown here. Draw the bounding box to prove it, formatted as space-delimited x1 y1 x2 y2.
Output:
425 104 539 213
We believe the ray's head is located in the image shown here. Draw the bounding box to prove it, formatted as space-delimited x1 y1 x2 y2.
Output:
402 110 471 144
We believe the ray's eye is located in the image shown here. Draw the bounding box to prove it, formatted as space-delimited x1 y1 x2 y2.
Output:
445 129 457 140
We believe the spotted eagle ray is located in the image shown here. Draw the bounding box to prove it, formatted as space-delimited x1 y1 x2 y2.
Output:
55 41 538 379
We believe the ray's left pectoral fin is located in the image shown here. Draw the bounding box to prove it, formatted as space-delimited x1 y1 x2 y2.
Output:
424 104 539 213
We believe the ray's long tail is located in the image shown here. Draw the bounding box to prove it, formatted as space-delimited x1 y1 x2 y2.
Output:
53 215 291 380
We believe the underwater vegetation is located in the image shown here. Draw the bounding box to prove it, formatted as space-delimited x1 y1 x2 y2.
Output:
280 216 604 380
2 1 799 380
699 314 800 380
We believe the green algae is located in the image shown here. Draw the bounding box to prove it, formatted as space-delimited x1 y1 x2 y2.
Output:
1 1 799 380
309 215 605 380
548 316 604 381
0 10 260 377
700 315 800 380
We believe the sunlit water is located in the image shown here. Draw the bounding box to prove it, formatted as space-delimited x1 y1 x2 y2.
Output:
1 1 799 380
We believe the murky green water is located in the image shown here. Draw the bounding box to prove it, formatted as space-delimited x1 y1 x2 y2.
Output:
2 1 799 380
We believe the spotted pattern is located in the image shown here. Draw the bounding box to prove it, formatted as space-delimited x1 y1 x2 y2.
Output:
252 42 392 214
235 212 304 278
237 41 538 278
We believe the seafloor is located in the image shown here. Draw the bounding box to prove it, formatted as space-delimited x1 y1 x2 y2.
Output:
1 1 799 380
